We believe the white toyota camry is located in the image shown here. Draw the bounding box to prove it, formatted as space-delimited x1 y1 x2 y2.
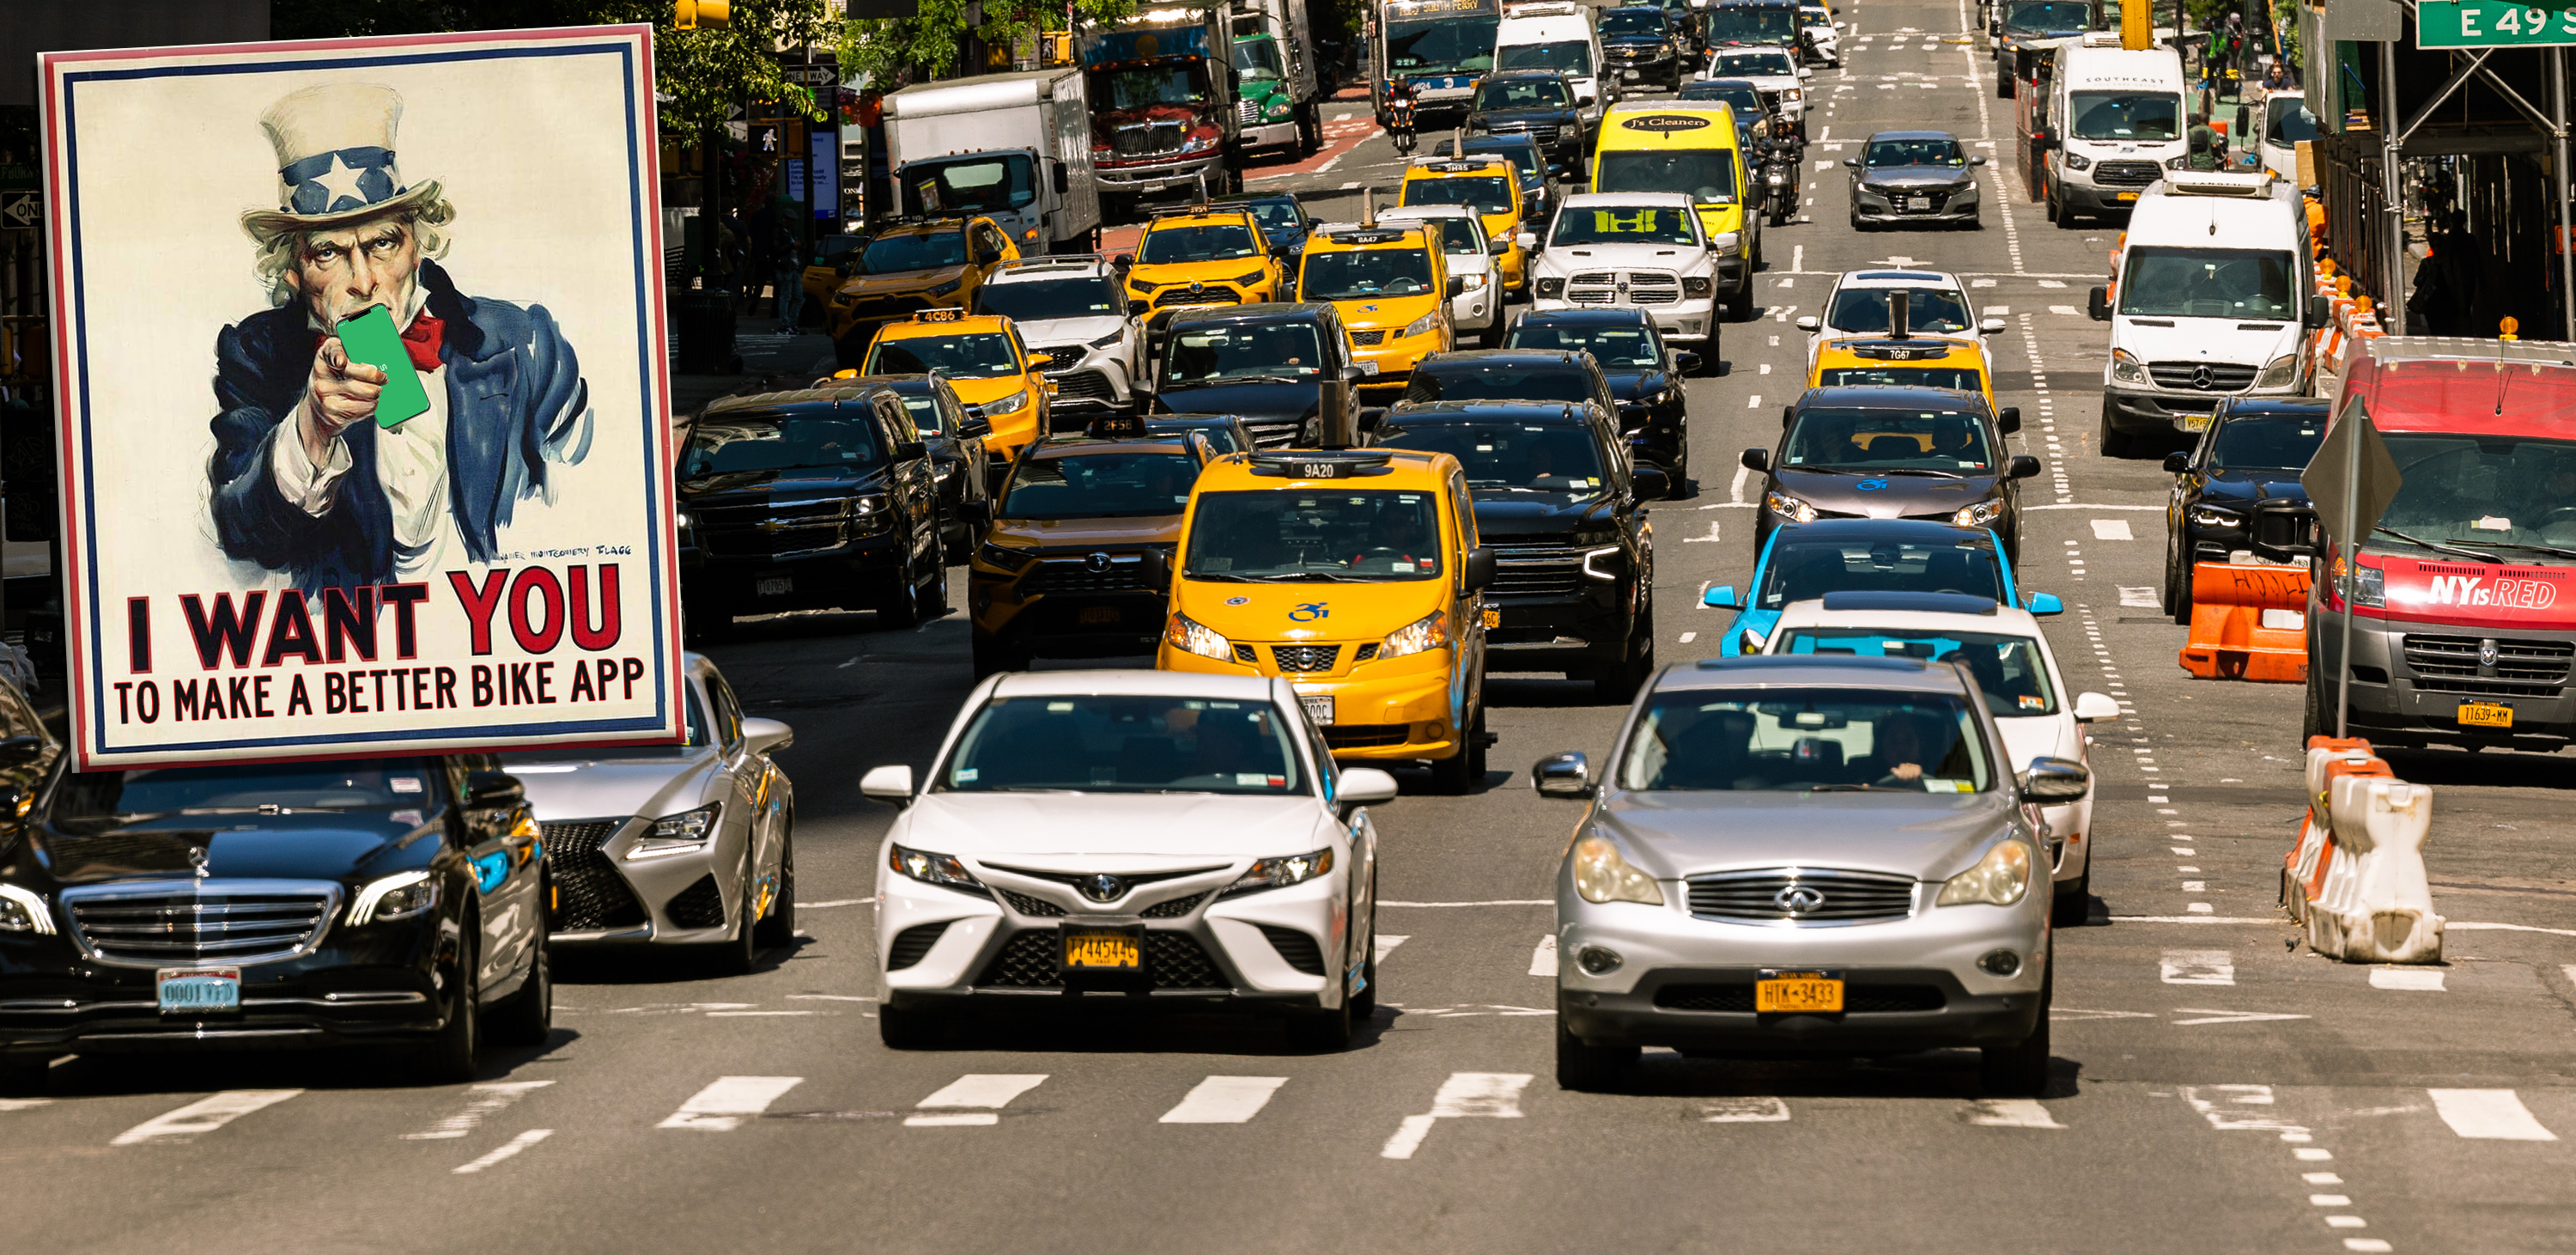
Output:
862 670 1395 1050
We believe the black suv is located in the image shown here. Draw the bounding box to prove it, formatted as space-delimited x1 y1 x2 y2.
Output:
2159 397 2327 622
1397 348 1633 466
1467 69 1588 176
1142 302 1368 448
835 372 994 551
1504 308 1700 488
679 381 950 637
1601 4 1686 90
1377 401 1658 700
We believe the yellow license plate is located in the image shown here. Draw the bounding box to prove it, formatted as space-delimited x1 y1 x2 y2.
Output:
1481 607 1500 628
1062 930 1140 968
2180 411 2215 431
2116 192 2140 202
1755 970 1844 1013
1079 606 1121 624
2459 701 2514 728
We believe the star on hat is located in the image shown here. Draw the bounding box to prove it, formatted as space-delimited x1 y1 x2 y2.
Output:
240 82 441 236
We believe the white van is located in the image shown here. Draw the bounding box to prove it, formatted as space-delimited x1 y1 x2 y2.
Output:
1496 3 1612 128
2085 171 2326 457
2255 88 2321 182
2044 34 2186 225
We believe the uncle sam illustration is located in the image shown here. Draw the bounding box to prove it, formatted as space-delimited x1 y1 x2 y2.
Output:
208 82 593 591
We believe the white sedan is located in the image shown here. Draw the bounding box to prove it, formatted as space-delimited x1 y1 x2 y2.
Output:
1761 592 2120 925
1795 267 2006 367
861 670 1395 1050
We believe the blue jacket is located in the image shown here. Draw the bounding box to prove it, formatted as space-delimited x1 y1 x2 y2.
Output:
208 259 593 592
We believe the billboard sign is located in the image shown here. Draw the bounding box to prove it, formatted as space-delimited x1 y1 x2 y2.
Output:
40 26 685 769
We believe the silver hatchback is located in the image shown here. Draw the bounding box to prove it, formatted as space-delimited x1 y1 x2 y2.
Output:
1537 655 2086 1094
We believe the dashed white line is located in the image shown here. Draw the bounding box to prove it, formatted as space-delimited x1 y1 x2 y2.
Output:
1159 1076 1288 1124
112 1090 302 1146
659 1076 805 1130
453 1127 554 1173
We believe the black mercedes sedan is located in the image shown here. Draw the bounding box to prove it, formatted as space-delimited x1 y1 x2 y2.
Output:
2160 397 2328 622
1504 307 1702 485
0 752 550 1094
841 372 993 551
1742 385 2038 560
1467 69 1588 177
1601 4 1686 91
1846 131 1986 229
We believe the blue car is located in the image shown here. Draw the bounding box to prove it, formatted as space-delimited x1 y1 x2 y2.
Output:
1702 519 2061 655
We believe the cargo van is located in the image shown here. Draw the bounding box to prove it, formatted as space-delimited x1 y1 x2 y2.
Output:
2042 35 2186 225
1495 3 1612 128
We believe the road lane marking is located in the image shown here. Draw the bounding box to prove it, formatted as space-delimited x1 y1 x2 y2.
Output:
1382 1072 1532 1159
908 1074 1048 1126
1159 1076 1288 1124
2119 587 2159 606
1381 899 1550 906
1747 393 1763 408
802 899 869 908
1375 934 1410 964
1529 935 1558 977
2089 519 2135 540
403 1080 554 1140
453 1128 553 1173
1703 1097 1789 1122
659 1076 805 1130
1964 1099 2063 1128
2427 1089 2558 1140
112 1090 302 1146
2160 950 2235 985
2172 1008 2312 1026
2369 968 2445 991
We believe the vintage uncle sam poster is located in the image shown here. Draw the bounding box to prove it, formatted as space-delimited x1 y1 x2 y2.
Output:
40 27 683 769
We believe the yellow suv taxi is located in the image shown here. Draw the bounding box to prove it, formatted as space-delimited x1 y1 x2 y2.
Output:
1399 156 1530 298
1808 334 1996 411
1120 206 1287 313
1158 448 1497 793
1294 220 1454 396
861 309 1054 468
828 216 1021 368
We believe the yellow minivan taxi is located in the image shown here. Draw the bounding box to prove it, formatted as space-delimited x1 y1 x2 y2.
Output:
1121 205 1287 312
1589 101 1759 319
862 308 1054 466
1398 156 1529 298
1809 335 1997 411
1158 448 1495 793
1294 221 1454 394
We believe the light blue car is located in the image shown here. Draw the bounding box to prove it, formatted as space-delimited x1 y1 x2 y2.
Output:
1703 519 2061 655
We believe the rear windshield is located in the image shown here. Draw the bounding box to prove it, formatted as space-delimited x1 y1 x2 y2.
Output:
936 694 1305 795
1376 418 1609 497
1000 451 1201 520
1404 364 1595 405
1185 489 1445 582
1506 320 1662 367
1757 537 2007 608
53 759 440 819
1616 689 1992 792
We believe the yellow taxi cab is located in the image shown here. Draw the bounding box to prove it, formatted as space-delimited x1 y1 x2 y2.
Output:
1293 216 1454 396
861 308 1054 467
1120 205 1287 313
1398 155 1531 299
1157 448 1497 793
1808 333 1997 411
1589 101 1759 319
826 216 1021 368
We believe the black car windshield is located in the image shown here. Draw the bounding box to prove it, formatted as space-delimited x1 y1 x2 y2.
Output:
1001 451 1200 520
1299 247 1437 300
891 389 953 435
2003 0 2088 28
1506 321 1662 367
902 155 1035 216
1401 174 1515 216
1378 419 1609 496
1594 150 1738 204
2371 435 2576 551
1784 405 1994 472
2208 411 2325 472
1477 77 1572 110
1602 9 1668 34
1866 137 1967 168
1162 322 1327 384
936 694 1304 795
1404 365 1595 405
861 229 967 274
2118 247 2297 320
1185 489 1446 581
1142 222 1264 264
681 412 883 478
2266 95 2322 145
1233 38 1285 82
1816 365 1984 392
974 275 1124 321
1709 7 1798 42
1549 203 1705 244
1716 50 1796 76
1827 286 1972 332
1385 15 1502 75
54 758 442 818
866 332 1022 379
1231 198 1306 235
1679 82 1764 113
2070 90 2181 141
1758 536 2008 607
1774 631 2060 716
1616 689 1992 792
1497 41 1594 76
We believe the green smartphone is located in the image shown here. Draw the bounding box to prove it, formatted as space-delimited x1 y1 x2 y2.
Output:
334 304 433 429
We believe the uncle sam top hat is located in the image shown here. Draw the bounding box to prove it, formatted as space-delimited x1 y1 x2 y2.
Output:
240 82 441 237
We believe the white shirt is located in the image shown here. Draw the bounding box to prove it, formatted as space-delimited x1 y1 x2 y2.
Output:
270 302 464 581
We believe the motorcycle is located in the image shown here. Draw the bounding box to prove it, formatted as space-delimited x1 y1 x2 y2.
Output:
1388 93 1418 155
1762 148 1798 227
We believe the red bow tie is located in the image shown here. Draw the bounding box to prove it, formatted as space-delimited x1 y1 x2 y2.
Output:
399 313 446 372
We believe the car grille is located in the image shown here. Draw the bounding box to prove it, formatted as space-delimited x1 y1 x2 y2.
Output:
1564 270 1681 308
1348 329 1388 346
1274 644 1341 672
1153 287 1242 309
842 295 930 323
2147 361 2259 392
691 497 854 560
1653 983 1948 1013
1242 417 1306 448
1323 722 1411 748
665 874 727 929
543 819 648 932
1140 892 1210 918
1050 369 1116 403
885 921 950 970
975 929 1228 990
1684 868 1919 926
2093 160 2162 186
1256 924 1327 975
1887 188 1952 214
1021 552 1161 594
1486 541 1590 598
1483 120 1561 145
999 888 1067 917
1110 119 1186 159
1237 98 1262 126
2402 634 2576 698
65 882 337 966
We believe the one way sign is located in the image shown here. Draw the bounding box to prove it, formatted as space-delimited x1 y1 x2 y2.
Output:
0 192 38 229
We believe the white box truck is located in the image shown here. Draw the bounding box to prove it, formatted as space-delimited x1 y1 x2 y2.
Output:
884 67 1103 256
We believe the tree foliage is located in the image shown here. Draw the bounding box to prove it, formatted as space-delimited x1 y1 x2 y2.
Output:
837 0 1140 94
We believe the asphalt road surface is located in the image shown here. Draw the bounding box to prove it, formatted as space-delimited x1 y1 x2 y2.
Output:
17 5 2575 1252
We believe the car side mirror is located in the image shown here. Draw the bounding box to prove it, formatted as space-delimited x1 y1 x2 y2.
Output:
1842 158 1860 168
960 417 993 438
2072 691 2121 722
1673 350 1700 374
1112 253 1134 270
2008 454 2041 479
1702 584 1740 609
1489 236 1510 254
1448 274 1467 298
1338 766 1400 811
1631 464 1670 499
1516 230 1538 250
1970 155 1987 167
0 735 43 765
2162 450 2192 474
1052 161 1071 196
1027 354 1054 370
2022 591 2063 616
464 770 526 811
2308 292 2331 327
1533 751 1594 798
959 499 993 526
741 716 795 756
2019 756 2090 802
1998 407 2021 434
2088 285 2111 321
860 764 915 802
1740 446 1770 472
1799 66 1814 79
1127 299 1151 318
894 440 928 461
1464 545 1497 592
1781 404 1797 429
1980 317 2006 334
1340 364 1366 386
1794 314 1820 331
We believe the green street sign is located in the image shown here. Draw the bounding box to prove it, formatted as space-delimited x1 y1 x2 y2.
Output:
0 165 34 191
2417 1 2576 48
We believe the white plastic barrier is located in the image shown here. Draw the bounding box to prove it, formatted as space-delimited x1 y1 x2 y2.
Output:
2284 745 2376 924
2306 774 2445 964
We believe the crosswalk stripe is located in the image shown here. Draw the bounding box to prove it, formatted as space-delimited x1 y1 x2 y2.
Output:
111 1089 302 1146
453 1128 553 1173
1964 1099 2064 1129
908 1074 1048 1127
1529 935 1558 977
2160 949 2235 985
658 1076 804 1130
2369 968 2445 991
1382 1072 1532 1160
1158 1076 1288 1124
1374 934 1410 965
403 1080 554 1140
2427 1089 2558 1141
1702 1097 1789 1123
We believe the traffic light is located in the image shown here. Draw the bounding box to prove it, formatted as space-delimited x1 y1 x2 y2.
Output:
675 0 730 29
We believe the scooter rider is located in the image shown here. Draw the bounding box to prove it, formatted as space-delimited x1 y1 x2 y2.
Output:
1386 76 1421 153
1762 113 1805 204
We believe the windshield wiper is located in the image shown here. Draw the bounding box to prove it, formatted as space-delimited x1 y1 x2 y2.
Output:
1802 783 1900 791
2464 540 2576 561
2371 525 2504 563
1803 465 1963 478
1187 571 1259 582
1183 374 1313 387
1258 570 1362 582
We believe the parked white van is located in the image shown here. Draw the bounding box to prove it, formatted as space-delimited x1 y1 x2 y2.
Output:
2043 34 2185 225
1496 3 1613 128
2085 171 2327 457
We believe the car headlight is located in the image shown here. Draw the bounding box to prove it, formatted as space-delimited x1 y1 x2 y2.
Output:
1682 276 1712 295
1267 99 1291 119
1230 271 1270 288
677 511 691 530
978 542 1035 572
1163 611 1234 661
1765 490 1817 523
2187 505 2242 528
2347 564 2385 608
1571 834 1664 905
1535 277 1566 298
929 278 963 296
1953 498 2008 528
1935 839 2032 907
2255 352 2301 388
1460 272 1488 290
984 389 1031 416
1181 132 1218 153
1379 610 1450 659
1708 230 1741 255
0 883 55 935
2061 151 2092 172
1783 88 1802 102
348 869 440 923
1220 848 1334 899
2165 155 2192 171
1856 184 1889 203
2111 348 2149 384
1089 328 1125 348
1402 310 1442 338
890 844 987 894
628 802 720 860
